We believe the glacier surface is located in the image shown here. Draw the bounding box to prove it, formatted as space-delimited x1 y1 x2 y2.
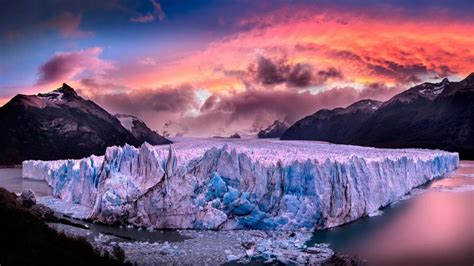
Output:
23 138 459 230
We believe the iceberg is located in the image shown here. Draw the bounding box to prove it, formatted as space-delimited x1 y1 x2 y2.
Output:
23 138 459 230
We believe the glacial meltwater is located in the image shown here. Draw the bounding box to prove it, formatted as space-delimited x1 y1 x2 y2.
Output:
308 160 474 265
0 168 52 196
1 161 473 265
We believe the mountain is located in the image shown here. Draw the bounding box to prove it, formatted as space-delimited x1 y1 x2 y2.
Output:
0 83 171 165
281 99 382 143
115 114 171 146
282 73 474 159
258 120 289 138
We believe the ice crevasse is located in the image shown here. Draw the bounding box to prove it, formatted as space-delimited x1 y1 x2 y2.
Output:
23 138 459 231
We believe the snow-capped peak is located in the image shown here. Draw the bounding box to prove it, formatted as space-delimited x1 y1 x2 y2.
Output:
36 83 79 103
418 78 449 96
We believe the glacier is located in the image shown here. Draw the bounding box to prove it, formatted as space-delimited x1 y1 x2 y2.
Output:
22 138 459 230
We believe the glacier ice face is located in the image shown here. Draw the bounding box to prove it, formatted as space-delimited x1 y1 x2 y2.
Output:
22 138 459 230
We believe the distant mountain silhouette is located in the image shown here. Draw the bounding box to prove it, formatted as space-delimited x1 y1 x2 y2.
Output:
258 120 289 138
115 114 170 146
0 83 171 165
282 73 474 159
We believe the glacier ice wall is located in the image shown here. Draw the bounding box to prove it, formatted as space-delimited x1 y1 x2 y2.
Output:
23 139 459 230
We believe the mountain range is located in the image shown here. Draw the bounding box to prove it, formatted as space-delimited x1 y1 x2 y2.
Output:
0 84 170 165
282 73 474 159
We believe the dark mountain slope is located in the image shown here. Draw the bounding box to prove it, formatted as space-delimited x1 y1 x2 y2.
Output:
281 99 382 143
0 84 170 165
258 120 289 138
282 74 474 159
352 74 474 158
115 114 171 145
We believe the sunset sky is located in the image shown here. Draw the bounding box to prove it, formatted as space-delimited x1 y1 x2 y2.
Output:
1 0 473 136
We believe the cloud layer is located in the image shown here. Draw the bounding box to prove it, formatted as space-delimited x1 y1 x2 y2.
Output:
2 1 473 136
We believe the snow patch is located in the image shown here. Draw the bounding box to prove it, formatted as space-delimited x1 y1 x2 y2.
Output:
37 91 64 102
419 84 445 96
368 210 384 217
115 114 136 132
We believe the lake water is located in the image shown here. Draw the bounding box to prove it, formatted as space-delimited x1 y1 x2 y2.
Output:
1 162 473 265
308 160 474 265
0 168 52 196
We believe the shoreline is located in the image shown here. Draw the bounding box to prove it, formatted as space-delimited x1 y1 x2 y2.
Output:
47 218 366 265
0 185 365 265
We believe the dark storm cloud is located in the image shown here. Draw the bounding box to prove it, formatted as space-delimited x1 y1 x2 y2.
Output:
91 84 199 115
181 82 402 135
294 43 459 85
287 64 314 87
358 82 404 100
435 65 457 78
252 56 289 85
367 59 430 83
245 56 343 88
316 67 344 83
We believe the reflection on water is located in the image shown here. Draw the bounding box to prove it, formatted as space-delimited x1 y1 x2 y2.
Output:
308 161 474 265
0 168 187 243
0 168 52 196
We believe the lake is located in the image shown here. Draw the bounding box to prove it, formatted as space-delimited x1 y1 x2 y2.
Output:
308 160 474 265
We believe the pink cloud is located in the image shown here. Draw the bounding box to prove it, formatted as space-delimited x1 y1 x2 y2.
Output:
123 4 472 90
37 47 113 85
138 57 157 66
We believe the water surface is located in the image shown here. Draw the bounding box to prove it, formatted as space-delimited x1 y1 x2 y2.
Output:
308 161 474 265
0 168 52 196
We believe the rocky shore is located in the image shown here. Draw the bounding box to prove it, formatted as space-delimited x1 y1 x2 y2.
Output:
51 221 366 265
3 187 365 265
0 187 127 265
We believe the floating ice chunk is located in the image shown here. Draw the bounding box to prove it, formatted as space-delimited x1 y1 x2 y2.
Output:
368 210 384 217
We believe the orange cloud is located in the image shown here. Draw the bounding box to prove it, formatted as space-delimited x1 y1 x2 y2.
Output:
116 6 473 94
25 5 473 136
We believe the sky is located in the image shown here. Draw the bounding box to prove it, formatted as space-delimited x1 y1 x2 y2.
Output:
1 0 473 136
